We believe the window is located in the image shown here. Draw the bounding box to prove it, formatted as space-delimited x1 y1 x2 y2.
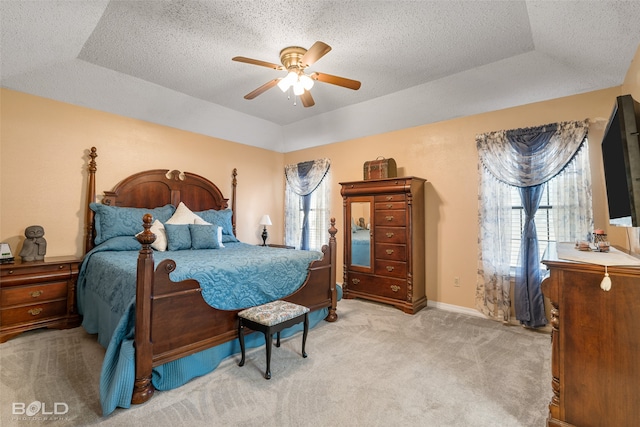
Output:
509 180 557 268
284 168 331 251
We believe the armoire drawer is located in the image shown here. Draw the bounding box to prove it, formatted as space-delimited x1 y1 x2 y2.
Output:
375 200 406 210
374 194 406 204
375 243 407 261
374 210 406 227
374 260 407 278
375 227 406 244
346 272 407 300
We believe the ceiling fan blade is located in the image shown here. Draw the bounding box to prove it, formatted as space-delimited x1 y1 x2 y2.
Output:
244 79 280 100
300 90 315 108
232 56 283 70
310 72 361 90
301 41 331 67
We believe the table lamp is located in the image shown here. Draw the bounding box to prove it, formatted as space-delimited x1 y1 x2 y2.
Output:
259 215 272 246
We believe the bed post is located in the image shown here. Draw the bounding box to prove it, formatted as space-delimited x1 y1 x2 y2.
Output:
132 214 156 404
231 168 237 236
84 147 98 254
327 217 338 322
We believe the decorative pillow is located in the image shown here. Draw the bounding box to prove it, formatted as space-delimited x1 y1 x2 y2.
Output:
136 219 168 251
217 226 225 248
195 209 239 242
164 224 192 251
189 224 220 249
90 203 175 246
165 202 209 225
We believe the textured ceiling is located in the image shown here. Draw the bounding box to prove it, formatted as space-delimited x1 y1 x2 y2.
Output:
2 1 640 152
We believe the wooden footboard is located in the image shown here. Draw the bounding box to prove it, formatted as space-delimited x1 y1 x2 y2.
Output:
131 215 337 404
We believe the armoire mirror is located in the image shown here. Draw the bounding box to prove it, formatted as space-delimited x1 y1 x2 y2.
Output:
349 201 371 268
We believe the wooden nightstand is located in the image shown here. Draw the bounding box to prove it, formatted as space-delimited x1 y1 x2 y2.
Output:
266 244 295 249
1 256 82 343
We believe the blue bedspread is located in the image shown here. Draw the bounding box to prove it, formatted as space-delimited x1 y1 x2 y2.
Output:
77 237 328 415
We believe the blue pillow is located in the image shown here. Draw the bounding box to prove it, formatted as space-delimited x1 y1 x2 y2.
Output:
195 209 239 243
90 203 175 245
165 224 192 251
189 224 220 249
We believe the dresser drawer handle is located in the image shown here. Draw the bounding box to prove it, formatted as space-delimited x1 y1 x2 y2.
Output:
28 308 43 316
385 196 393 201
385 216 394 221
386 249 394 255
7 270 14 275
386 204 393 209
386 232 394 238
30 290 43 298
351 278 360 285
386 266 394 272
59 265 65 269
390 285 400 292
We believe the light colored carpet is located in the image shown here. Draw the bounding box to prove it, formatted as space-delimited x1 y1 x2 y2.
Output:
0 299 551 426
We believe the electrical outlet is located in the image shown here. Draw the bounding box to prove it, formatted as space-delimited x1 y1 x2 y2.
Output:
454 277 460 287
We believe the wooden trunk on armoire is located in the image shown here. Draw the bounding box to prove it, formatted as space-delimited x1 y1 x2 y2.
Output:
340 177 426 314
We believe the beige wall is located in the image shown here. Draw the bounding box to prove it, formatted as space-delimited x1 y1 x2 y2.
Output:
285 86 633 309
2 44 638 311
0 89 286 256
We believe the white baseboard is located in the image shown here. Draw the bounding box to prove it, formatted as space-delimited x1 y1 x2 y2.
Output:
427 300 486 318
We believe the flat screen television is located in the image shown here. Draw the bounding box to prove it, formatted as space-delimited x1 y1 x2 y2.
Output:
601 94 640 227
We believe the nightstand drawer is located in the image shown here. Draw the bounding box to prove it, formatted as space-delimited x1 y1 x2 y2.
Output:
1 299 68 326
1 281 68 306
1 263 71 287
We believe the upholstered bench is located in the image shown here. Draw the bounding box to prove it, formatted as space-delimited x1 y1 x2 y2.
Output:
237 300 310 379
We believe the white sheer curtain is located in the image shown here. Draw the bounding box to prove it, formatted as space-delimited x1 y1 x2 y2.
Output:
476 120 591 324
284 159 331 251
550 143 594 243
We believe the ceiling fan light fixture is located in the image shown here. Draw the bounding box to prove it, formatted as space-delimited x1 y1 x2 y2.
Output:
300 74 314 90
277 71 298 92
293 81 305 96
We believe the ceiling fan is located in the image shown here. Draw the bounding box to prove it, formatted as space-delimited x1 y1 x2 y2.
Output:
232 41 361 107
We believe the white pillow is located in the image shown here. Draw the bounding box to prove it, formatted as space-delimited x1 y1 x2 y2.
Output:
217 226 225 248
166 202 209 225
136 219 168 251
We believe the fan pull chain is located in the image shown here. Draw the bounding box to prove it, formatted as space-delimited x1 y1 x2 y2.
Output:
600 265 612 291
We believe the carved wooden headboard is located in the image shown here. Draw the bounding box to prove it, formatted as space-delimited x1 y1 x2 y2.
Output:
84 147 237 253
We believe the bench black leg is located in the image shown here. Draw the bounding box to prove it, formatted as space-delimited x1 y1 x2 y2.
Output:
264 329 272 380
238 320 246 367
302 313 308 358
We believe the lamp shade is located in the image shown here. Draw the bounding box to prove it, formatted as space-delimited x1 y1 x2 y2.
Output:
259 215 272 226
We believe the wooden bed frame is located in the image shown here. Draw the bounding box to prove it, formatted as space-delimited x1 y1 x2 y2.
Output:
83 147 338 404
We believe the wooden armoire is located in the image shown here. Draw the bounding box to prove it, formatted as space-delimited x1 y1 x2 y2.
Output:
340 177 426 314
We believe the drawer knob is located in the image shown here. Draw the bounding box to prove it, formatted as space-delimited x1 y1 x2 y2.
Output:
386 249 394 255
28 308 43 316
390 285 400 292
7 270 14 274
386 266 394 272
386 196 393 201
386 204 393 208
385 216 394 221
386 232 394 238
30 290 43 298
59 265 64 269
352 278 360 285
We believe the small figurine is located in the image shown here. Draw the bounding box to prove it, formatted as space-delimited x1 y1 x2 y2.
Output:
358 217 366 229
19 225 47 262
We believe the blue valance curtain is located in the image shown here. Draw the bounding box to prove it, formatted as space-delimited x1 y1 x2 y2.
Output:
476 120 589 327
284 158 330 250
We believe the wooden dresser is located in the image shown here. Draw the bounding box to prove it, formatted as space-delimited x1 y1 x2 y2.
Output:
340 177 426 314
541 244 640 427
1 256 82 343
